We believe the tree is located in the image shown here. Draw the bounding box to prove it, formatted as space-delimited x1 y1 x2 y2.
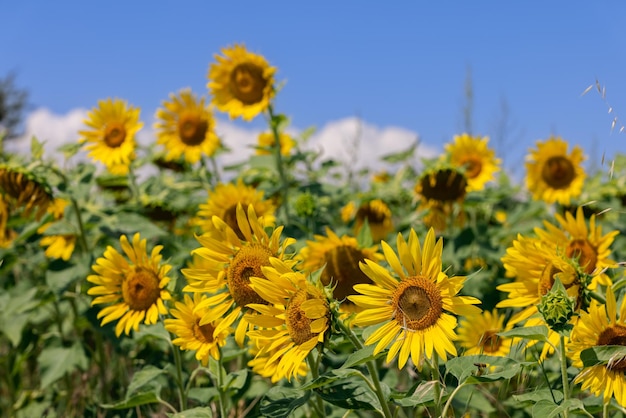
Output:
0 72 29 139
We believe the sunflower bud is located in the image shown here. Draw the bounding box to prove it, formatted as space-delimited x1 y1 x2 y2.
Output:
538 277 576 333
294 192 316 217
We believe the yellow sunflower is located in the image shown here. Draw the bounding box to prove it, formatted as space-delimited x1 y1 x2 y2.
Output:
298 227 383 312
569 287 626 407
248 334 308 383
457 309 514 357
534 207 619 287
155 88 220 164
0 196 15 248
208 44 276 121
87 233 172 337
245 257 330 382
183 204 296 346
38 198 76 261
79 98 143 174
348 228 481 369
193 179 276 237
256 131 295 156
414 165 467 232
353 199 394 242
340 201 357 223
445 133 501 192
164 293 231 366
0 165 52 219
525 136 586 205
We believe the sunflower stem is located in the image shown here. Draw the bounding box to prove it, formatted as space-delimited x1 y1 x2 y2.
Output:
127 164 140 202
306 352 325 417
209 155 221 184
590 291 606 305
69 196 89 254
559 334 570 416
441 382 468 418
336 318 394 418
217 348 228 418
267 105 290 224
603 399 610 418
431 354 443 417
171 342 187 411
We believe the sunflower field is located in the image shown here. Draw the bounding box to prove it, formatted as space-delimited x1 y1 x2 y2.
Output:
1 44 626 418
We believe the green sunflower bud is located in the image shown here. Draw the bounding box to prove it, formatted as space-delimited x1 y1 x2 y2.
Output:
538 277 576 333
294 192 316 217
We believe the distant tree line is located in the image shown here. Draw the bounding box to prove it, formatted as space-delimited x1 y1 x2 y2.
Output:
0 72 28 140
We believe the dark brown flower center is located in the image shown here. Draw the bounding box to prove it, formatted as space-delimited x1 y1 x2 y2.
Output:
597 325 626 372
541 156 575 189
223 204 249 240
178 115 208 146
322 245 372 301
286 290 316 345
104 123 127 148
230 63 267 105
193 320 215 344
566 239 598 274
122 267 161 311
227 243 272 307
479 330 501 353
392 276 443 331
356 203 387 224
462 157 483 179
419 168 467 202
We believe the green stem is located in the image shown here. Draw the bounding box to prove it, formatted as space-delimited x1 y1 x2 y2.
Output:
559 334 570 418
441 382 467 418
95 331 109 403
209 156 221 184
171 344 187 411
127 164 140 202
267 105 290 223
336 319 393 418
307 352 325 417
431 354 443 417
590 291 606 305
69 197 89 254
603 398 610 418
217 349 228 418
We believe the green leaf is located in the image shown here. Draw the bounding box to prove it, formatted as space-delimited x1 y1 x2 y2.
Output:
380 140 418 163
532 398 587 418
224 369 249 392
259 386 310 418
314 372 381 411
127 365 164 398
31 136 44 160
513 388 563 405
134 322 170 342
580 345 626 367
356 219 373 248
38 343 88 387
41 220 76 235
169 407 213 418
445 355 521 385
57 142 83 160
45 259 90 295
498 325 549 342
101 391 160 410
340 345 382 369
394 380 437 407
107 212 167 240
188 387 218 403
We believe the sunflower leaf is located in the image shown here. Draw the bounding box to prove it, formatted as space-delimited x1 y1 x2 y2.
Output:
340 344 384 369
170 407 214 418
380 139 418 163
497 325 549 342
394 380 437 406
38 342 88 388
126 365 164 398
445 354 520 385
259 386 310 418
101 391 161 410
580 345 626 367
532 398 587 418
356 219 373 248
314 372 381 411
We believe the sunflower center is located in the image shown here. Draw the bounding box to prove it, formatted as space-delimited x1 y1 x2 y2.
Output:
223 204 250 240
538 263 563 296
597 325 626 372
286 290 317 345
322 245 372 301
356 204 386 224
419 168 467 202
122 267 161 311
541 156 575 189
104 123 127 148
178 115 208 146
479 330 501 353
392 276 443 331
192 320 215 344
462 157 483 179
227 243 272 307
566 239 598 274
230 63 267 105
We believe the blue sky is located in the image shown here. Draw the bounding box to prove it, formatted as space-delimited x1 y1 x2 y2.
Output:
2 1 625 173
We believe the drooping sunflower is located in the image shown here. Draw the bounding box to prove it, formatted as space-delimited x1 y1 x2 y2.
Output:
298 228 383 312
525 136 586 205
353 199 394 242
445 133 501 192
208 44 276 121
164 293 231 366
414 165 467 232
256 131 295 156
569 287 626 407
79 98 143 174
457 309 514 357
0 196 15 248
534 206 619 287
155 88 220 164
193 179 276 237
248 333 308 383
38 198 76 261
349 228 481 369
245 257 330 382
0 165 52 219
183 204 296 346
87 233 172 337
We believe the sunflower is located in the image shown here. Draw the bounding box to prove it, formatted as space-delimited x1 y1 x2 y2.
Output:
569 287 626 407
445 133 500 192
534 206 619 287
0 196 15 248
349 228 481 369
353 199 394 242
245 257 330 382
256 131 295 156
0 165 52 219
155 88 220 164
248 334 308 383
208 44 276 121
38 198 76 261
79 98 143 174
298 227 383 312
414 165 467 232
183 204 296 346
525 136 586 205
193 179 276 237
87 233 172 337
457 309 514 357
164 293 231 366
340 201 357 223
